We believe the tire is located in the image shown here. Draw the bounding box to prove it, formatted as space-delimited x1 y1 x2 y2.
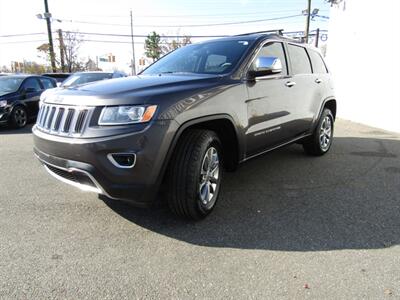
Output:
303 108 334 156
167 129 223 220
10 106 28 129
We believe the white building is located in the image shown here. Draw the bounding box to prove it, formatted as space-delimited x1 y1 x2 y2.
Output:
326 0 400 132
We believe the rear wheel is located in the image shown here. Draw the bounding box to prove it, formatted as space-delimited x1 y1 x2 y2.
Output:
167 129 223 220
10 106 28 129
303 108 334 156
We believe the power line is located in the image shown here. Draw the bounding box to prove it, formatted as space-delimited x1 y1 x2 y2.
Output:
59 31 229 38
0 40 48 44
57 14 303 28
67 9 328 18
0 29 328 44
0 32 46 38
0 32 328 45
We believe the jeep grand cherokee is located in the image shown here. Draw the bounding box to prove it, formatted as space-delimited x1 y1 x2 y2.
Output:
33 31 336 220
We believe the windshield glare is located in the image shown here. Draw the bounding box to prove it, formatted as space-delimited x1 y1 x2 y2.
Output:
0 77 24 96
142 40 252 76
62 73 113 87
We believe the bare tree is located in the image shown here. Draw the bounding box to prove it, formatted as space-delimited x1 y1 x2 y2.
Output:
1 65 12 73
37 43 52 70
63 31 83 72
36 31 84 72
24 61 47 74
161 35 192 55
325 0 344 6
84 58 100 71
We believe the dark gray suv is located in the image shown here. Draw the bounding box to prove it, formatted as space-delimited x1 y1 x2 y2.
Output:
33 31 336 220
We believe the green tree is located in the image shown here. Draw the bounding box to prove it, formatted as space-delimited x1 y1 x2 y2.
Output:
144 31 162 62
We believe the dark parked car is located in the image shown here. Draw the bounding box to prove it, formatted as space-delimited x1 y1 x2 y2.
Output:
33 31 336 220
61 71 127 87
42 73 71 85
0 75 57 128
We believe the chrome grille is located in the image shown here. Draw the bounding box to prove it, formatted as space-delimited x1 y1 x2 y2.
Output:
36 104 92 136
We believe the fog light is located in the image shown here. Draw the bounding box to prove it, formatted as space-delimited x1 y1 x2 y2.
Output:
107 153 136 168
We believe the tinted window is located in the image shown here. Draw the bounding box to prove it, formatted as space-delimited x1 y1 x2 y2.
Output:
112 73 126 78
205 54 227 73
40 78 56 89
0 77 24 95
62 73 113 87
22 78 41 91
251 42 288 75
287 44 312 75
308 50 328 74
142 40 253 75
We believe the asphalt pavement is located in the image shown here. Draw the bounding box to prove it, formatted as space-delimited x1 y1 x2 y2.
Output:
0 119 399 299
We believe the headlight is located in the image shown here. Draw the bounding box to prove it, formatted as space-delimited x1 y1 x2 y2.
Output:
40 92 47 101
99 105 157 125
0 100 7 108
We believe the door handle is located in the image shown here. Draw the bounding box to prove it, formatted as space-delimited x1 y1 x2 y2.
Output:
315 78 323 84
285 81 296 87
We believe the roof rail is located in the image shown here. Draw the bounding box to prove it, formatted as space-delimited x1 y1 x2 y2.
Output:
235 29 284 36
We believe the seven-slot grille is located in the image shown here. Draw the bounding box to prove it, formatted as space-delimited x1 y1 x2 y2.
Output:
36 104 91 136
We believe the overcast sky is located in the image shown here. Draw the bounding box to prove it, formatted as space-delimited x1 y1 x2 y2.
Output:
0 0 330 72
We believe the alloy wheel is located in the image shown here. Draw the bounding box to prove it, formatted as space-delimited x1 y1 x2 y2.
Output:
319 115 332 151
14 108 27 128
199 146 220 207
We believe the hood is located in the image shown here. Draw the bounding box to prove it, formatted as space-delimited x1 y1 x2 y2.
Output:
42 74 225 106
0 91 18 100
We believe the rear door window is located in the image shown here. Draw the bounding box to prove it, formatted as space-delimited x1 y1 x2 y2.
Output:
308 50 328 74
22 78 42 92
287 44 312 75
39 77 56 89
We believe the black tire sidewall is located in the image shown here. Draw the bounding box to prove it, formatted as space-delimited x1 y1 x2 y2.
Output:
195 138 223 216
11 106 28 128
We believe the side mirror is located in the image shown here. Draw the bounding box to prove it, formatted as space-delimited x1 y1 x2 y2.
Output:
248 56 282 80
23 87 37 94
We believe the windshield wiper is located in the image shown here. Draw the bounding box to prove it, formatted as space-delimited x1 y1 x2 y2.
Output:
158 71 195 75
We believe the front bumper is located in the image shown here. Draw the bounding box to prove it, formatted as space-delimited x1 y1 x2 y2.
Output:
0 107 11 124
33 120 178 206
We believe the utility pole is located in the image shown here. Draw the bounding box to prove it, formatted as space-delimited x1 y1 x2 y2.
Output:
304 0 312 43
130 10 136 75
315 28 320 47
58 29 66 72
43 0 57 72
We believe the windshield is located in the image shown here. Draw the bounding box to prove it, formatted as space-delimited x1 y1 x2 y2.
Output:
62 73 113 87
0 77 24 96
142 40 253 75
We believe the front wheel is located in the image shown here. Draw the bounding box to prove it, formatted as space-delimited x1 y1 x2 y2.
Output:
10 106 28 129
303 108 334 156
167 129 223 220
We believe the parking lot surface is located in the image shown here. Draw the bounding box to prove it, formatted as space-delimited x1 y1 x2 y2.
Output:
0 119 399 299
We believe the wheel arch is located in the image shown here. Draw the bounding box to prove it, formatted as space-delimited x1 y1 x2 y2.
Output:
312 97 337 132
10 100 28 112
323 98 337 119
160 114 242 185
